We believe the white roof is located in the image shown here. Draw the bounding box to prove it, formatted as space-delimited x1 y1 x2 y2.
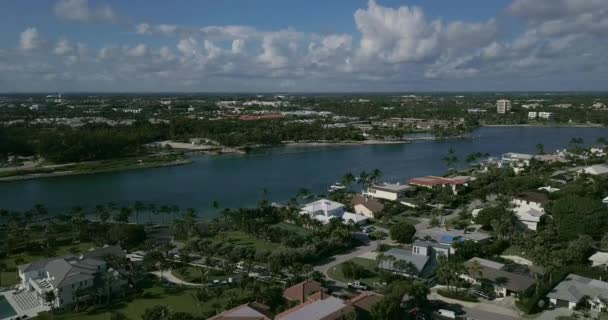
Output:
589 252 608 267
342 212 368 224
277 296 349 320
584 164 608 175
302 199 344 213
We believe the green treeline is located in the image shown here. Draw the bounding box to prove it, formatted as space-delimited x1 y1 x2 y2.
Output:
0 119 363 162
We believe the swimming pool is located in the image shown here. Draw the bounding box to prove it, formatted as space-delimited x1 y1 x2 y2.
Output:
0 296 17 320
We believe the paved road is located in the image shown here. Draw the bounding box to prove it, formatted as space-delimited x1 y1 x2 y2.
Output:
152 270 204 287
429 288 521 320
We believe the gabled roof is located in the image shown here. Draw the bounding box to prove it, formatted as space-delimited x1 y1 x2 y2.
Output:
302 199 344 213
464 258 535 293
207 302 271 320
283 280 325 304
351 195 384 213
381 249 429 274
349 291 383 313
275 295 353 320
548 274 608 303
584 164 608 175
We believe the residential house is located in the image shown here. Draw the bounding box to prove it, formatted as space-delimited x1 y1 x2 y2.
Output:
412 240 452 259
350 195 384 219
548 274 608 311
18 245 126 308
589 252 608 270
511 193 548 231
379 248 431 277
502 153 533 174
283 280 325 304
349 292 384 320
414 227 492 245
301 199 368 225
362 183 411 201
408 176 472 195
207 302 271 320
461 258 536 297
275 293 355 320
580 164 608 176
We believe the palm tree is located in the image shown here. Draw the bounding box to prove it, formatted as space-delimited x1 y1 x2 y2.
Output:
371 168 383 184
442 148 459 171
342 172 355 189
34 203 48 223
358 171 369 188
147 203 157 224
44 290 56 309
535 143 545 155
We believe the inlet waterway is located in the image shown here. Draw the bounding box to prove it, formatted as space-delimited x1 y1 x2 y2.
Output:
1 127 606 216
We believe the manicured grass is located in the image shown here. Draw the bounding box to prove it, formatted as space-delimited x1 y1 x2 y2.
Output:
0 242 95 287
437 289 479 302
327 257 381 286
56 282 251 320
274 222 310 236
217 231 279 252
172 266 230 284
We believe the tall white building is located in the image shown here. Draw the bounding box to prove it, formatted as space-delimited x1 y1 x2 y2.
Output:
496 99 512 114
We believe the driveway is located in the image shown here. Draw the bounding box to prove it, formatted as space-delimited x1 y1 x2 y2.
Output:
429 288 521 320
152 270 204 287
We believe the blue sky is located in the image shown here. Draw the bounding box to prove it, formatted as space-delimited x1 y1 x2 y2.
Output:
0 0 606 92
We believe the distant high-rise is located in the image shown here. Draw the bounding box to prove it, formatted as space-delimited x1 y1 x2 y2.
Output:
496 99 512 114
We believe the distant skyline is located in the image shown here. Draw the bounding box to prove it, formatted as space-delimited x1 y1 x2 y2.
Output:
1 0 607 92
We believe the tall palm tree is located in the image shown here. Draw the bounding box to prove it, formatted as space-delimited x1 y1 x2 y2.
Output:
133 201 145 225
342 172 355 189
371 168 383 184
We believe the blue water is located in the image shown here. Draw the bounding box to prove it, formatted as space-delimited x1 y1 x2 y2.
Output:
0 296 17 320
0 127 606 216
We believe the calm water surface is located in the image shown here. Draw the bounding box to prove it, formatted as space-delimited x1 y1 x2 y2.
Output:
1 127 607 215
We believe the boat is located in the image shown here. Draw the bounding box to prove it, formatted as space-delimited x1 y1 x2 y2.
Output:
328 182 346 192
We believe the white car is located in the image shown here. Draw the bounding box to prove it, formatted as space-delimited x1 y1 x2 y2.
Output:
347 281 368 290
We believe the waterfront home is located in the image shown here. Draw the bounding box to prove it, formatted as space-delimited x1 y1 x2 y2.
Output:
589 252 608 269
502 152 533 174
300 199 368 225
511 193 548 231
548 274 608 311
580 164 608 176
461 258 536 297
208 302 271 320
362 182 412 201
283 280 326 304
408 176 472 195
18 245 126 308
414 227 491 245
379 248 431 277
350 195 384 219
275 293 355 320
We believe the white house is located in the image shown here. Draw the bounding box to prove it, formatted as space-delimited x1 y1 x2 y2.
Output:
363 183 411 201
300 199 368 225
511 198 546 231
17 246 125 308
548 274 608 311
580 164 608 176
589 252 608 269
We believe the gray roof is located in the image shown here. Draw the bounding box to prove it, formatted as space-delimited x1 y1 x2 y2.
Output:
415 227 491 243
45 259 97 288
381 249 429 274
413 240 451 250
464 258 535 293
547 274 608 303
18 257 57 273
276 296 351 320
369 183 411 193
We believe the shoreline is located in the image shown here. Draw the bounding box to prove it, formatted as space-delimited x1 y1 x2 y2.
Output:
282 140 410 147
0 158 192 182
482 123 604 128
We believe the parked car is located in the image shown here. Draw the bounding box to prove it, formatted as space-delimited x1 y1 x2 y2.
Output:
347 281 368 290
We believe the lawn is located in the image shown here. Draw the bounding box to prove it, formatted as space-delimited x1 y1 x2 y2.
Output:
172 266 231 284
56 281 250 320
0 242 95 286
327 257 382 287
216 231 280 252
274 222 310 236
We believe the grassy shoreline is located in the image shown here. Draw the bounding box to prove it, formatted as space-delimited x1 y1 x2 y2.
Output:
0 154 192 182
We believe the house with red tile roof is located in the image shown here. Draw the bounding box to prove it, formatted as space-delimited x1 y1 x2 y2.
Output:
283 280 326 304
207 302 271 320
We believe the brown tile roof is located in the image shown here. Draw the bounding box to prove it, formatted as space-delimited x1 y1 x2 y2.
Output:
349 291 384 313
283 280 325 304
351 195 384 213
